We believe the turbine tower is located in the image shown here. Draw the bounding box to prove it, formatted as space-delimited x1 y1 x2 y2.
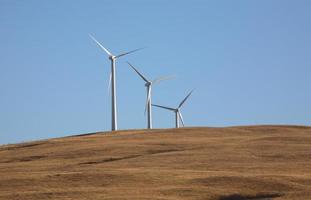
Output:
152 90 193 128
89 35 143 131
127 62 172 129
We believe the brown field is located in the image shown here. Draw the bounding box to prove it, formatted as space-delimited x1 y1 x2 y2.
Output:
0 126 310 200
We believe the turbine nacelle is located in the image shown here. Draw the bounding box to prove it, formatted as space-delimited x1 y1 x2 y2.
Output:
109 55 116 60
145 82 152 87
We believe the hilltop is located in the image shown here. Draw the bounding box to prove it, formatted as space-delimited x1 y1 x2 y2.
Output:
0 126 310 200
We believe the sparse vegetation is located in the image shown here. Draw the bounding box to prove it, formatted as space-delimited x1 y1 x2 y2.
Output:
0 126 310 199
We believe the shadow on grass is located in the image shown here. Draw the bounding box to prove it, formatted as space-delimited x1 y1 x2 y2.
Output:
218 193 282 200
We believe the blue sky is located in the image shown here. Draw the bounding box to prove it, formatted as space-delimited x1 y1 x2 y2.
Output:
1 0 310 144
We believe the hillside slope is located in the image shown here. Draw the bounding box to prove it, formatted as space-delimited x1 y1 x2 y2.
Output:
0 126 310 200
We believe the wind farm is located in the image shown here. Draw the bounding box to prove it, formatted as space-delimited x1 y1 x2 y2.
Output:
90 34 192 131
1 1 311 200
0 29 310 200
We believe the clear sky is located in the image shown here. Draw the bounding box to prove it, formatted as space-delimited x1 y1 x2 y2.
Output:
1 0 310 144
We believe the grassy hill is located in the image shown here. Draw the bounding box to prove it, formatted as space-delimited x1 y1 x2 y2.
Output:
0 126 310 200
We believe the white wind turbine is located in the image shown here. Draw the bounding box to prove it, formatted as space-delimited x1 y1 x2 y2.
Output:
127 62 173 129
89 34 143 131
152 90 193 128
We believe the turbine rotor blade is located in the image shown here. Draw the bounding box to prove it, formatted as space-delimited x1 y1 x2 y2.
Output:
127 62 149 83
89 34 113 56
145 87 151 115
178 90 194 108
152 104 175 111
152 75 175 84
107 72 112 95
178 111 185 127
115 47 144 58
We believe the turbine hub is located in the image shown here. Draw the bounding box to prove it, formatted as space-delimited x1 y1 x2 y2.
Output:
109 55 116 60
145 82 151 87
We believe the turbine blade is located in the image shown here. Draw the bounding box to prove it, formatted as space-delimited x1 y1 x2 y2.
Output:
115 47 144 58
152 104 175 111
152 75 175 84
89 34 113 56
178 90 194 108
127 62 149 83
144 87 151 115
178 111 185 127
107 72 112 95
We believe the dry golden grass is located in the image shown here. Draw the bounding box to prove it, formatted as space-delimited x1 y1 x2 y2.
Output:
0 126 310 200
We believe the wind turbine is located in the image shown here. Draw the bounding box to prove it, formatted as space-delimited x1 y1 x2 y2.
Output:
89 34 143 131
152 90 193 128
127 62 173 129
